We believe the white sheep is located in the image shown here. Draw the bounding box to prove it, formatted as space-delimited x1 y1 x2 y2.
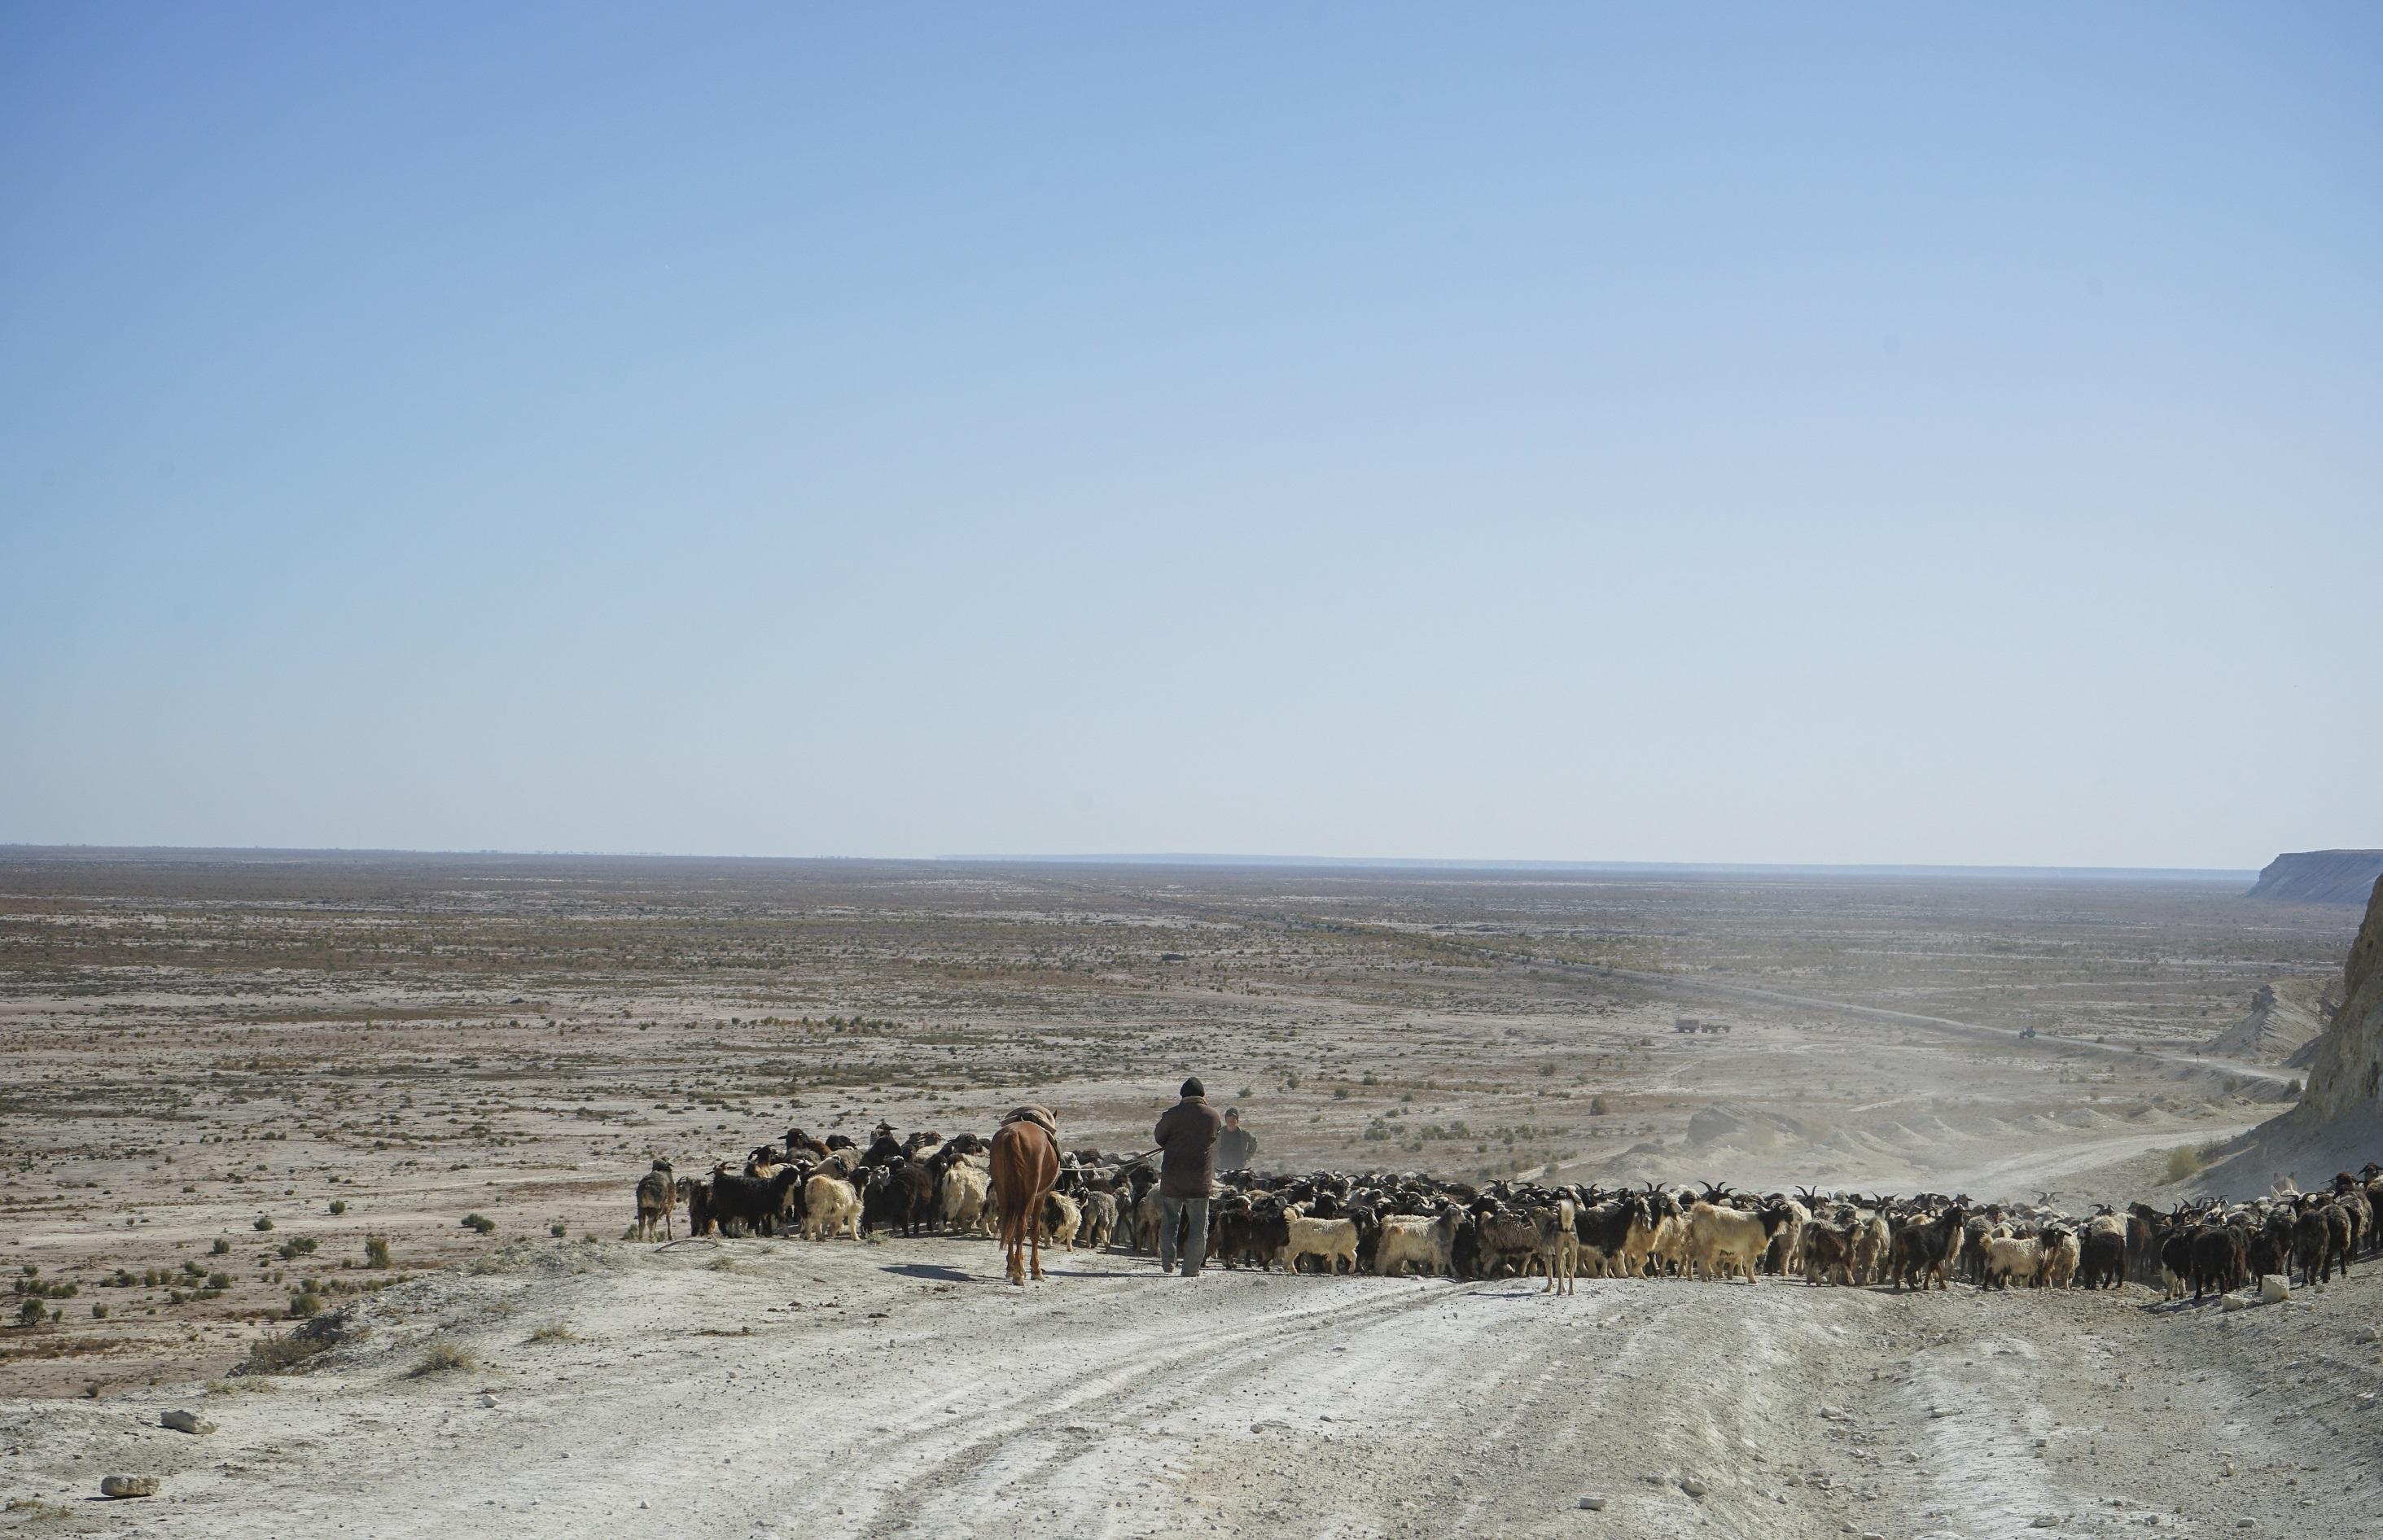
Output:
804 1173 862 1242
1982 1234 2044 1288
1685 1201 1780 1284
1375 1207 1462 1277
1279 1214 1359 1275
938 1160 991 1234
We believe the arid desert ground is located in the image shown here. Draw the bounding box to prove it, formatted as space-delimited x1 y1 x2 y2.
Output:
2 850 2377 1538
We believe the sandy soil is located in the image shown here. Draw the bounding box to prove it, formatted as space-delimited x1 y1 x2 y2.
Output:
4 1231 2378 1539
2 851 2375 1534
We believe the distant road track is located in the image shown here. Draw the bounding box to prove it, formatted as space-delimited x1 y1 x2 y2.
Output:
1522 955 2296 1085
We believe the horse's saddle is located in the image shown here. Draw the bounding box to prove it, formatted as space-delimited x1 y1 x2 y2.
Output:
1001 1105 1059 1138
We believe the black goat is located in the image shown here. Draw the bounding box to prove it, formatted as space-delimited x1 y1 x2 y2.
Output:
2077 1227 2127 1290
708 1166 804 1237
1888 1205 1969 1292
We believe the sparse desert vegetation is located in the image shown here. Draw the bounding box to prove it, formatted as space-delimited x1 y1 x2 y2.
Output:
0 849 2356 1401
0 861 2372 1538
407 1338 477 1377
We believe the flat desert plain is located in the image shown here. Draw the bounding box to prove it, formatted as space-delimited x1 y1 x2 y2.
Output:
2 851 2376 1538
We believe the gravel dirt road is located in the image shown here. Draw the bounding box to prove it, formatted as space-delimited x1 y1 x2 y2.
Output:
1532 957 2299 1086
7 1231 2377 1540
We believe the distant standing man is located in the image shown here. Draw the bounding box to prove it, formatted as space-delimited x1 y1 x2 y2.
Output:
1216 1106 1257 1173
1153 1077 1221 1275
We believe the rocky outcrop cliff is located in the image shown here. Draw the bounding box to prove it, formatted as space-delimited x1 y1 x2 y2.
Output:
2296 877 2383 1122
2205 877 2383 1190
2204 980 2329 1062
2245 850 2383 904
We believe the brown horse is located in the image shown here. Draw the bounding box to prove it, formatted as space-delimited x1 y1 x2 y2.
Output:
990 1109 1061 1285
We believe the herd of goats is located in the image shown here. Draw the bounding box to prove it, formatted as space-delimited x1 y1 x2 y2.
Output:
629 1123 2383 1302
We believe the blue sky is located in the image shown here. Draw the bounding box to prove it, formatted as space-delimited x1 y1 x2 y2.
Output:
3 5 2376 867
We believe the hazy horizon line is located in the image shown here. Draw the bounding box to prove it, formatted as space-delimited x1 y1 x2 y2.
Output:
0 841 2264 882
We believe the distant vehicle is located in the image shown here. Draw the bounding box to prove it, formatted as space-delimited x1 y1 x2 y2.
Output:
2019 1026 2038 1039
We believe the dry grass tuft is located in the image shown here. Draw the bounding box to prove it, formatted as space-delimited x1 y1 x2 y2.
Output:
240 1331 332 1376
409 1338 479 1377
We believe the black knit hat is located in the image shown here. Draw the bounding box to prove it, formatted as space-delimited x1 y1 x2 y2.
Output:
1180 1077 1205 1099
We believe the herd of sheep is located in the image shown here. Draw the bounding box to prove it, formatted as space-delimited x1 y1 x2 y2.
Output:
629 1124 2382 1303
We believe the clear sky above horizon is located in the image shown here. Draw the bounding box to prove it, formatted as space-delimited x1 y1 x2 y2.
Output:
4 5 2377 868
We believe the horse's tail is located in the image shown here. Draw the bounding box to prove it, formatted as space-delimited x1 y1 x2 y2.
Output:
997 1169 1027 1251
990 1126 1029 1248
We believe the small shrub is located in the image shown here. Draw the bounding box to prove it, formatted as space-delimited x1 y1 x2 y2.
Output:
328 1200 347 1216
239 1331 331 1376
287 1293 322 1319
363 1236 392 1269
549 1222 567 1237
1331 1087 1349 1100
2161 1144 2205 1184
252 1216 274 1232
211 1237 232 1255
15 1298 45 1328
410 1340 478 1377
90 1303 107 1320
461 1214 497 1235
527 1321 578 1344
1589 1095 1611 1116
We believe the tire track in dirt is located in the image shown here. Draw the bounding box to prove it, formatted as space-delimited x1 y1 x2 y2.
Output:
853 1271 1490 1537
23 1237 2376 1540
